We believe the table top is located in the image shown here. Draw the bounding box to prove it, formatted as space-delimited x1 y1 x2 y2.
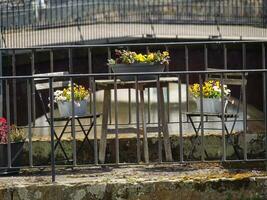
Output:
95 77 179 90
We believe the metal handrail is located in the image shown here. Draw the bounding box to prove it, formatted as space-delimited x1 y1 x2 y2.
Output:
0 40 265 50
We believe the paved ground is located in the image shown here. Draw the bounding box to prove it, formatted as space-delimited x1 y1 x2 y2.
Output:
3 23 267 48
1 163 267 199
0 163 265 187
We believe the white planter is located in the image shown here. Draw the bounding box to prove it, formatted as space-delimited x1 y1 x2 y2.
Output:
196 98 227 113
57 100 88 117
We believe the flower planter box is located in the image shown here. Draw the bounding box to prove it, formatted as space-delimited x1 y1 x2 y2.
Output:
57 100 88 117
196 98 228 113
110 63 165 81
0 142 24 175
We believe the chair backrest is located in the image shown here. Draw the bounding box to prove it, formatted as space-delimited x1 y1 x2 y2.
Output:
206 68 247 86
206 67 247 114
34 71 70 91
34 71 70 121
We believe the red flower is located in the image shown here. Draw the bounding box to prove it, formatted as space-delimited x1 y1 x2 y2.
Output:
0 117 6 124
0 117 8 144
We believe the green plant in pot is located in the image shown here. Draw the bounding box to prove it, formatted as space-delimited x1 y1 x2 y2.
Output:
108 49 170 81
0 117 26 175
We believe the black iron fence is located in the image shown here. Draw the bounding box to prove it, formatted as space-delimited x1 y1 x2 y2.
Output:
0 70 266 182
0 41 267 181
0 0 264 29
0 0 267 47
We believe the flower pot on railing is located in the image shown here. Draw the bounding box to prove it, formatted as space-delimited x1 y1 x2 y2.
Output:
110 63 165 81
196 98 228 113
108 49 170 81
57 100 88 117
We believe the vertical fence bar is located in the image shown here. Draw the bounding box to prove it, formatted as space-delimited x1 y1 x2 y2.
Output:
114 75 119 164
0 50 2 117
69 48 76 166
199 74 205 161
165 46 170 123
5 80 11 168
50 49 54 72
128 87 132 124
147 87 151 124
220 74 226 161
185 45 189 114
242 73 247 160
157 75 162 163
92 77 98 164
223 44 227 69
12 50 17 124
70 77 76 166
108 47 112 125
88 48 93 122
68 48 73 73
49 77 55 182
135 76 141 163
146 46 151 124
262 44 267 167
242 44 246 70
31 50 36 126
27 79 33 167
242 43 247 161
263 0 267 27
204 44 208 80
126 47 132 125
178 74 183 162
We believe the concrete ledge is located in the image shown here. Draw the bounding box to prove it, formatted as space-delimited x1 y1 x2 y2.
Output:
0 164 266 200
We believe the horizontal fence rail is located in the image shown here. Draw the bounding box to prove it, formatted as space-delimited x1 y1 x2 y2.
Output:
0 41 267 182
1 0 267 47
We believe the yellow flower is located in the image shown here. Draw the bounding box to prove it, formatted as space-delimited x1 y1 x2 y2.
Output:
147 53 155 62
163 51 169 57
134 54 146 62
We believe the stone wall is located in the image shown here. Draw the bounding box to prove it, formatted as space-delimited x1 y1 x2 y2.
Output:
6 133 265 166
0 173 266 200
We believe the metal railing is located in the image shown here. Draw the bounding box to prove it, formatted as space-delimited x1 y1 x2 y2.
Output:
0 41 267 181
1 0 264 29
0 0 267 47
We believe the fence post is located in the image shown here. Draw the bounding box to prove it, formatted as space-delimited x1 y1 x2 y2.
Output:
263 0 267 27
0 49 2 117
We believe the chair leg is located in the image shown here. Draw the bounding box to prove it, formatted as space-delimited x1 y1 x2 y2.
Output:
188 135 200 159
53 119 71 163
222 118 242 159
54 119 70 150
140 89 149 163
76 118 94 155
99 89 110 164
188 115 209 159
159 88 173 162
